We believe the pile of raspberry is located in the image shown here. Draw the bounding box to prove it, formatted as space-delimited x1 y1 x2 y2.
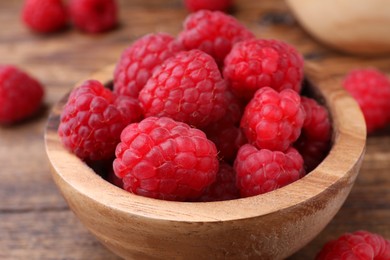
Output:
22 0 118 34
58 10 332 202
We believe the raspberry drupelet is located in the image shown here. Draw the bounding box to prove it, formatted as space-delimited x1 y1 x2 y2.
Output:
224 39 304 100
58 80 142 161
241 87 305 152
0 65 44 124
114 33 183 98
178 10 254 65
139 49 228 128
113 117 219 201
316 230 390 260
234 144 304 197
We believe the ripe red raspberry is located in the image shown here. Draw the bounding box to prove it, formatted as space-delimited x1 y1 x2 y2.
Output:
234 144 304 197
139 50 228 128
113 117 219 201
69 0 117 33
114 33 183 98
184 0 233 12
22 0 68 33
0 65 44 124
316 230 390 260
199 162 240 202
203 91 247 162
58 80 142 161
342 68 390 133
224 39 304 100
241 87 305 152
177 10 254 65
295 97 331 172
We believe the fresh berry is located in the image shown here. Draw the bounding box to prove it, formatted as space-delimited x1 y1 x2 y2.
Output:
316 230 390 260
22 0 68 33
184 0 233 12
58 80 142 161
224 39 304 100
113 117 219 201
0 65 44 124
114 33 183 98
342 68 390 133
295 97 331 172
177 10 254 65
139 49 228 128
241 87 305 152
203 91 247 162
69 0 117 33
199 162 240 202
234 144 304 197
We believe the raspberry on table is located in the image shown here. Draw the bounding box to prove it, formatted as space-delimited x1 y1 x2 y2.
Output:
139 49 228 128
184 0 233 12
177 10 254 65
295 97 331 172
0 65 44 124
113 117 219 201
234 144 304 197
240 87 305 152
114 33 183 98
198 162 240 202
316 230 390 260
69 0 117 33
58 80 142 161
224 39 304 100
342 68 390 133
22 0 68 33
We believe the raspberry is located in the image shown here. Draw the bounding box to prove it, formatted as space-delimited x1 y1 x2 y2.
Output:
241 87 305 152
177 10 254 65
58 80 142 161
0 65 44 124
113 117 219 201
234 144 304 197
69 0 117 33
203 91 247 162
342 68 390 133
224 39 304 100
295 97 331 172
22 0 68 33
139 50 228 128
184 0 233 12
316 230 390 260
199 162 240 202
114 33 183 98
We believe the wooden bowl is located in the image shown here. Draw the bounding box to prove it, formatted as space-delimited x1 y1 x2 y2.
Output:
286 0 390 55
45 63 366 259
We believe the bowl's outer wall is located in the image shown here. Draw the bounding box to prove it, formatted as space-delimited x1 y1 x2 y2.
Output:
45 64 366 260
286 0 390 55
50 158 363 260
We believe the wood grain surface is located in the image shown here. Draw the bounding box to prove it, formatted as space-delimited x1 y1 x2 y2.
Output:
1 0 389 259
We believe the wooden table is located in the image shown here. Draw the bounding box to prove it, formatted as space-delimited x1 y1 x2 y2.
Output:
1 0 389 259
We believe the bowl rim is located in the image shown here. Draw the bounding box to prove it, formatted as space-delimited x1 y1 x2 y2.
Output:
44 63 366 223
